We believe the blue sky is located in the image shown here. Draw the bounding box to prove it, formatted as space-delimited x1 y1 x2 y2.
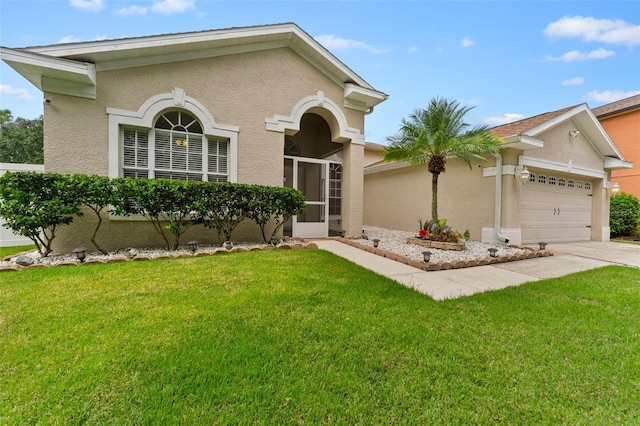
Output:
1 0 639 144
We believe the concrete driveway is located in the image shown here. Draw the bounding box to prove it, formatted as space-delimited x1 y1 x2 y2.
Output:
315 240 640 300
549 241 640 268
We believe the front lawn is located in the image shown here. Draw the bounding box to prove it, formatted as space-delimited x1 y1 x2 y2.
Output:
1 250 639 424
0 244 35 258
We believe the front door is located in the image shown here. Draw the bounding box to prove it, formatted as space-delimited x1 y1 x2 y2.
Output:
285 156 331 238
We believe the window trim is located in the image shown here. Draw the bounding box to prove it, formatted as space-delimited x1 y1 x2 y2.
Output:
108 87 238 181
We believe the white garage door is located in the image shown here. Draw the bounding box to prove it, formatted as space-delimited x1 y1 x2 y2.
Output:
521 173 593 244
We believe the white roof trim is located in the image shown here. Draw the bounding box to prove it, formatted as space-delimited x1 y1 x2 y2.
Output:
14 24 385 98
519 155 606 179
500 135 544 151
604 156 633 170
0 47 96 99
344 83 388 111
523 104 627 161
364 159 410 175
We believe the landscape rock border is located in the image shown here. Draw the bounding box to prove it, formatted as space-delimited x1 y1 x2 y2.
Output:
336 236 553 272
0 239 318 272
1 234 554 274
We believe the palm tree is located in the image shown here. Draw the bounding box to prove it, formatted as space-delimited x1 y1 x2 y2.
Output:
384 97 502 222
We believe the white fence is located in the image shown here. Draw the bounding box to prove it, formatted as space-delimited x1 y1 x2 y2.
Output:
0 163 45 247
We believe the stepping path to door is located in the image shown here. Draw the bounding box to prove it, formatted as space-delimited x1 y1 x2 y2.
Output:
313 239 638 300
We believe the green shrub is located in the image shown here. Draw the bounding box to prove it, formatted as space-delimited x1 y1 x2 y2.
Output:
0 171 82 256
245 184 305 243
2 172 307 252
70 174 114 254
111 178 202 250
610 192 640 237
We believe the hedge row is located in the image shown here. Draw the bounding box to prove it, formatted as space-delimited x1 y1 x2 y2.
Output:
610 192 640 238
0 172 305 256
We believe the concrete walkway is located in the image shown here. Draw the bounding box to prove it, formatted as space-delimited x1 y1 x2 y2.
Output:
313 239 640 300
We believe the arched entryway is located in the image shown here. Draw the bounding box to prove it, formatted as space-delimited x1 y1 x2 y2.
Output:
283 113 343 238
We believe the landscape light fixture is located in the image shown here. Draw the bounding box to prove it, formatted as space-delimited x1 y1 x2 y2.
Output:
422 251 432 263
538 242 548 251
72 247 87 263
224 241 233 250
373 239 380 248
488 248 498 258
187 240 198 254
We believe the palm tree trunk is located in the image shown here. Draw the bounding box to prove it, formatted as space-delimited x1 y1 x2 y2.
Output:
431 172 439 222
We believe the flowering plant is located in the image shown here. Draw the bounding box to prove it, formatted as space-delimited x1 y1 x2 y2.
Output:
417 218 462 243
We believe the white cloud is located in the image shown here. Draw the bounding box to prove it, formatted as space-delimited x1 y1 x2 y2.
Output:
59 35 81 43
586 89 640 103
544 15 640 47
151 0 195 15
461 37 475 48
562 77 584 86
116 5 148 15
315 34 388 54
407 46 418 53
69 0 104 12
0 84 35 101
545 48 615 62
482 113 525 127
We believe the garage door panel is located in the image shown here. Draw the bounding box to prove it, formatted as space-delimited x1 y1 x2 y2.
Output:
521 173 592 244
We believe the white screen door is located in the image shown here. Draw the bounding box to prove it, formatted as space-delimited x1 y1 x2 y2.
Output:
285 156 330 238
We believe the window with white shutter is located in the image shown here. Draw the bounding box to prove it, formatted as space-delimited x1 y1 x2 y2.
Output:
121 109 229 181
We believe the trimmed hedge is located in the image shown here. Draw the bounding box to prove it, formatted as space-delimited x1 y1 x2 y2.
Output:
0 172 305 255
0 172 83 257
610 192 640 237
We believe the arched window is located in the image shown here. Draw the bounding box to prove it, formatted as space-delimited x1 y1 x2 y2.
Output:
558 178 566 187
567 179 575 188
538 175 546 184
576 181 583 189
529 173 536 183
122 109 229 182
585 182 591 190
549 177 557 185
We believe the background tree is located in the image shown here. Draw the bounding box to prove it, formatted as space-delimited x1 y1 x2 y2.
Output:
384 97 503 222
0 110 44 164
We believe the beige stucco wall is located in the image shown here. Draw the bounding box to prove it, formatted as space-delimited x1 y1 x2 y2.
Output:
44 47 367 252
525 120 603 170
364 156 496 241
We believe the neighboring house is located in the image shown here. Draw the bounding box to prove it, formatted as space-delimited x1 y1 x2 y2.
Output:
0 163 45 247
1 23 387 252
592 94 640 199
364 104 632 245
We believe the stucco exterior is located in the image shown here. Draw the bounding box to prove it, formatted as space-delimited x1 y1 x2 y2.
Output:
364 104 631 245
593 95 640 198
2 24 387 252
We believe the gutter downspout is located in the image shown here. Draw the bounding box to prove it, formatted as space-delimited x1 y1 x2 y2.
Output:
492 152 510 244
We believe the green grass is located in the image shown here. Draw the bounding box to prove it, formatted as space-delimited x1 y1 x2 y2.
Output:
0 244 35 258
612 239 640 245
1 250 639 424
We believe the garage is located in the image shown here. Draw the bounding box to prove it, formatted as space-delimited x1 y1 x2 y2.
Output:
521 171 593 243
